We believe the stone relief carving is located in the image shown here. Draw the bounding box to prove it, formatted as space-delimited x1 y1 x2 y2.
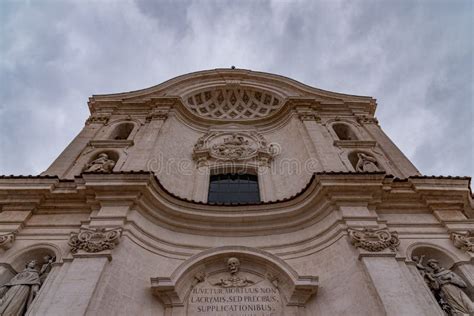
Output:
412 256 474 315
68 227 122 253
348 227 400 252
185 87 282 120
83 153 116 173
0 232 16 251
212 257 255 288
355 153 379 172
85 113 110 125
356 115 379 125
146 107 169 122
0 256 55 315
451 231 474 253
193 131 278 166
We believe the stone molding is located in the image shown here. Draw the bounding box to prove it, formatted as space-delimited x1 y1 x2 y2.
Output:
146 107 169 122
0 231 16 250
68 227 122 254
192 131 278 166
88 139 134 148
348 227 400 252
451 231 474 252
333 140 377 148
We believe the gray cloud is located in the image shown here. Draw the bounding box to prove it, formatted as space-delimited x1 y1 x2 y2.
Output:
0 0 472 178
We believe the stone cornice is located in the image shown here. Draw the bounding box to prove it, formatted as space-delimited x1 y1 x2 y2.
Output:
0 172 472 236
86 69 377 129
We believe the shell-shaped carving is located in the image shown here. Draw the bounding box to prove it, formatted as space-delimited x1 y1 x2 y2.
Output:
185 87 282 120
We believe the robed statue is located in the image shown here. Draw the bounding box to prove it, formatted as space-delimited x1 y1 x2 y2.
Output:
413 256 474 315
0 257 55 316
83 153 116 173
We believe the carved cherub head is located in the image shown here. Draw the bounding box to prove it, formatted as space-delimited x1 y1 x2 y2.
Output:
227 257 240 275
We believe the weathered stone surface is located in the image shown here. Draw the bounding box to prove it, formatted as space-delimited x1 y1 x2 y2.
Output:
0 69 472 315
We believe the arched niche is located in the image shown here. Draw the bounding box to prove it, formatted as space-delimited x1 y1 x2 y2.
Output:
151 246 318 315
108 122 135 140
332 123 358 141
408 243 457 269
0 243 61 290
407 243 474 308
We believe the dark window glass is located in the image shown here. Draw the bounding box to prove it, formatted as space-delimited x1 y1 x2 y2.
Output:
208 174 260 204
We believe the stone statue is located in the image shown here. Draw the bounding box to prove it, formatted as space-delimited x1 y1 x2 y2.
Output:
355 153 379 172
83 153 116 173
214 257 254 288
0 260 41 316
413 256 474 315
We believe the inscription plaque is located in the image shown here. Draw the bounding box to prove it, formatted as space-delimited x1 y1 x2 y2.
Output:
187 257 283 316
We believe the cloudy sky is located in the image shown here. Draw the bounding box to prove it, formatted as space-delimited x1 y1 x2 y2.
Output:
1 0 472 178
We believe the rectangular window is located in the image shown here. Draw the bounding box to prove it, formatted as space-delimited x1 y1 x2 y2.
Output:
208 174 260 204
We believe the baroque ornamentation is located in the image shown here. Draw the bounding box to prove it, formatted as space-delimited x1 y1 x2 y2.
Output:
355 152 380 172
193 131 278 165
0 232 15 250
68 227 122 253
348 227 400 252
85 113 110 125
356 115 379 125
451 231 474 252
185 87 282 120
146 107 169 122
0 256 55 315
83 153 116 173
212 257 255 288
412 255 474 315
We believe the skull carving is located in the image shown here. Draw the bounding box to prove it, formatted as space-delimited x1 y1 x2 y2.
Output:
227 257 240 275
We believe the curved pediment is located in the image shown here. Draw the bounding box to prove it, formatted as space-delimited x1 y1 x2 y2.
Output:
89 68 376 120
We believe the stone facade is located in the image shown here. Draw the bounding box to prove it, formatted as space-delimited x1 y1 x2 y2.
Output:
0 69 473 315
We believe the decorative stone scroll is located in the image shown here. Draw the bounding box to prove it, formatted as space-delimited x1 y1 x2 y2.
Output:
193 131 278 166
151 247 318 315
348 227 400 252
451 231 474 253
68 227 122 253
185 87 282 120
0 232 15 250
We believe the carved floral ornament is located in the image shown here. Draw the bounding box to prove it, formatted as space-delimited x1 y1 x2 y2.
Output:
68 227 122 253
347 227 400 252
451 231 474 253
192 131 279 166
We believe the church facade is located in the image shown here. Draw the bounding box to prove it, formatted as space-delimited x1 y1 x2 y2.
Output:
0 69 473 315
